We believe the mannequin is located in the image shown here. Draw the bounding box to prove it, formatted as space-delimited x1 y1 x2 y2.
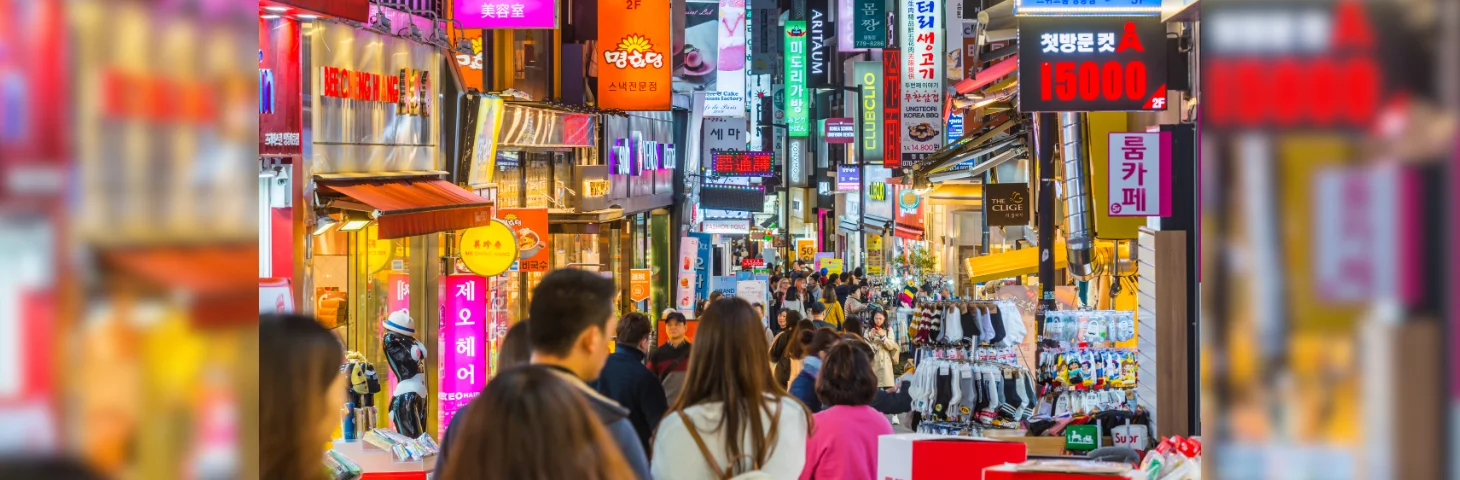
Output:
382 309 429 438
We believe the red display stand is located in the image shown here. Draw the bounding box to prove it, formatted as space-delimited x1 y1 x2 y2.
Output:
878 434 1028 480
983 463 1141 480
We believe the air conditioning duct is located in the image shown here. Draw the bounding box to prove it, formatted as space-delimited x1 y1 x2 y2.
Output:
977 0 1016 31
1059 112 1097 280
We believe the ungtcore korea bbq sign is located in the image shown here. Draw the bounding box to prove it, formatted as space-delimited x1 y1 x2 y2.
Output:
1018 16 1167 112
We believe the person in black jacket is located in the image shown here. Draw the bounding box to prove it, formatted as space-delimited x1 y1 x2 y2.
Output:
437 269 651 479
591 312 668 454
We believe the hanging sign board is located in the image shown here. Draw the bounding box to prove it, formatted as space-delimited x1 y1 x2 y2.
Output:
459 220 520 276
453 0 559 28
713 151 775 177
808 0 834 88
854 61 884 164
785 21 811 137
837 166 861 191
899 0 945 164
824 118 856 144
796 238 818 262
499 208 550 272
984 182 1031 226
1014 0 1163 16
598 0 672 110
866 233 884 275
438 274 487 439
1106 132 1172 216
1017 16 1168 112
853 0 886 48
630 269 653 302
882 50 902 169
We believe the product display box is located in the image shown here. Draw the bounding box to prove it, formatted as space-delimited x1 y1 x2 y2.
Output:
878 433 1028 480
983 463 1141 480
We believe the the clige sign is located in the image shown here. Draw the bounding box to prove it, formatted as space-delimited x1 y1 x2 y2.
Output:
1018 16 1166 112
320 66 432 116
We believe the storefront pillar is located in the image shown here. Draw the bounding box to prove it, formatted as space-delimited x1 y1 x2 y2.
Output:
1032 112 1059 334
650 209 672 327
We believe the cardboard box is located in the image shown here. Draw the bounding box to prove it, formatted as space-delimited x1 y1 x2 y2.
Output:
983 463 1140 480
878 434 1028 480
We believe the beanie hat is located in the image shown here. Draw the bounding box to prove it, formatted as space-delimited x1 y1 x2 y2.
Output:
383 309 416 336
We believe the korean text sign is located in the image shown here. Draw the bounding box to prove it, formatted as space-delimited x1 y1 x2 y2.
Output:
453 0 558 28
598 0 672 110
853 0 885 48
882 50 902 169
438 274 487 439
899 0 944 163
498 208 550 271
785 21 810 137
1106 132 1171 216
1017 16 1168 112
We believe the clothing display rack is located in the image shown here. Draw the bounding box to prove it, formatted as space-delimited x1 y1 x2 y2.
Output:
907 298 1025 349
908 353 1037 434
1033 309 1140 418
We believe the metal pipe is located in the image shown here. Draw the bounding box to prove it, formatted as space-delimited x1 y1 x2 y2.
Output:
1059 112 1097 280
977 0 1016 31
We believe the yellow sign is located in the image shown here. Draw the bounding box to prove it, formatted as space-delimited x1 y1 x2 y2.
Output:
459 220 520 277
585 179 611 197
796 239 817 263
365 224 394 274
866 234 884 275
629 269 652 302
822 258 843 275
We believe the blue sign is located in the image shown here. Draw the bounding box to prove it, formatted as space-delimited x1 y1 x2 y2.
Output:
836 166 861 191
689 232 714 301
1015 0 1162 16
711 276 739 298
947 113 963 142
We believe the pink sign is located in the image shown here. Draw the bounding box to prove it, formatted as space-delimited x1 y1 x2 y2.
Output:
438 274 487 439
452 0 557 29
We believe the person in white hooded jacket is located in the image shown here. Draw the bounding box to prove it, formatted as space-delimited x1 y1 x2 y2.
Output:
652 298 813 480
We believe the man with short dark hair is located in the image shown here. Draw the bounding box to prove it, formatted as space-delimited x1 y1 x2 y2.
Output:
648 310 692 403
437 269 651 479
809 300 833 329
591 312 668 454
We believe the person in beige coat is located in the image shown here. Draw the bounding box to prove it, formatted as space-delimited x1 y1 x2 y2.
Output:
865 308 900 389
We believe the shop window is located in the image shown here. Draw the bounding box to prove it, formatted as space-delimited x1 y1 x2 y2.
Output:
503 30 552 101
524 153 553 208
552 152 576 210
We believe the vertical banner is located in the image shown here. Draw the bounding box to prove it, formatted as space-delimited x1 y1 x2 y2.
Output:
467 96 505 187
717 0 748 113
689 232 715 301
630 269 653 302
735 280 769 323
677 236 700 311
945 0 964 81
789 137 810 187
1107 132 1172 217
866 233 884 274
853 0 886 49
438 274 486 439
785 21 810 137
899 0 944 164
836 0 859 52
809 0 834 87
598 0 672 110
499 208 551 272
882 50 902 169
751 0 777 74
854 61 884 164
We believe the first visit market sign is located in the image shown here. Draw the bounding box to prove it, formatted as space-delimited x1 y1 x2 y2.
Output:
1018 16 1167 112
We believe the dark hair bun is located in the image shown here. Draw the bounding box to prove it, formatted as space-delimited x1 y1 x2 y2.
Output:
799 328 815 345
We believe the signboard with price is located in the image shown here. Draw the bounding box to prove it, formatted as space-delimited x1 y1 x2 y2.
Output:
899 0 944 163
1018 16 1167 112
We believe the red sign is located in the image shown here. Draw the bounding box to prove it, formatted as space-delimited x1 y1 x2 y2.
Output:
883 49 902 170
713 151 774 177
1018 16 1167 112
271 0 370 22
741 258 765 269
824 117 855 144
319 66 431 117
260 17 302 155
597 0 672 110
498 208 550 272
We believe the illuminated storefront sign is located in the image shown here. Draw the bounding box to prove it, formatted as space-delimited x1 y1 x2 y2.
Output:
882 50 901 169
1106 132 1171 216
439 274 487 439
1014 0 1162 16
785 21 810 137
1018 16 1167 112
598 0 672 110
899 0 944 163
320 66 432 117
854 62 883 164
713 151 775 177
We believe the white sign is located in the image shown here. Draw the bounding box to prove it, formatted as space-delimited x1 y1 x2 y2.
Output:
899 0 945 160
788 137 808 187
677 236 701 310
1111 424 1150 451
735 280 769 323
703 117 748 167
1312 165 1400 303
716 0 747 115
1107 132 1171 217
703 91 748 117
702 219 751 234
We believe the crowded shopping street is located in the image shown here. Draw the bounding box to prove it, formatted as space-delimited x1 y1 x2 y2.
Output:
251 0 1208 477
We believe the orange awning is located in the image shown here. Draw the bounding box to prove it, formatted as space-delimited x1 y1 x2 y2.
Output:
319 178 493 239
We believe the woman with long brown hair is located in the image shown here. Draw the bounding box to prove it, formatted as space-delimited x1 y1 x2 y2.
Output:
437 365 636 479
651 298 814 479
260 314 345 480
770 312 808 386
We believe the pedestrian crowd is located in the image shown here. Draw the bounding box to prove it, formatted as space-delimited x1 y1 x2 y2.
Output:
261 263 909 479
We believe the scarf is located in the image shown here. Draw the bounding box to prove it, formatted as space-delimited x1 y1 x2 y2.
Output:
802 356 823 377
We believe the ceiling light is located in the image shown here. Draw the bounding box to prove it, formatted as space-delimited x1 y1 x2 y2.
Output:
264 6 290 12
312 211 338 236
261 14 281 19
297 14 318 19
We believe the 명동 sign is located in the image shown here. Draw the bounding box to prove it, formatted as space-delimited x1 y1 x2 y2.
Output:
597 0 671 110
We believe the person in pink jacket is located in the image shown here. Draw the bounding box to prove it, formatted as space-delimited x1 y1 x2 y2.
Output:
800 341 894 480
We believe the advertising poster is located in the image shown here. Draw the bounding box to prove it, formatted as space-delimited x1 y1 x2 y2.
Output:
438 274 487 439
785 21 810 137
630 269 653 302
498 208 550 272
797 238 818 262
899 0 944 163
674 2 721 95
866 233 884 274
467 96 505 187
598 0 673 110
711 276 739 298
677 236 701 310
736 280 769 323
1016 16 1168 112
453 0 559 28
854 61 883 164
715 0 748 113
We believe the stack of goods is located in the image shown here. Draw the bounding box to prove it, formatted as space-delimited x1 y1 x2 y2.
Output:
362 428 440 462
906 349 1037 435
323 450 363 480
1140 436 1202 480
